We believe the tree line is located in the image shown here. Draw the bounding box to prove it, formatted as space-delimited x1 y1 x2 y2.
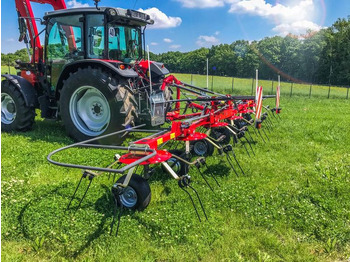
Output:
151 17 350 86
2 17 349 86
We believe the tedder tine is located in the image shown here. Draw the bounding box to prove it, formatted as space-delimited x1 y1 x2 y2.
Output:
196 165 214 192
188 184 208 221
258 129 266 143
75 174 94 211
110 190 124 237
231 151 246 176
202 161 220 187
243 136 255 156
262 127 270 141
66 172 87 210
225 153 239 177
178 178 202 222
241 140 251 158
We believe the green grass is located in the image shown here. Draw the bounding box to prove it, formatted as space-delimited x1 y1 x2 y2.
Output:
173 73 350 99
2 95 350 261
1 66 17 75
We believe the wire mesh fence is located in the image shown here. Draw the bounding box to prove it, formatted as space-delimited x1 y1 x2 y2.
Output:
172 73 350 99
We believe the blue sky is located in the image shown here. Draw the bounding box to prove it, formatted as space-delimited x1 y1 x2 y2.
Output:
1 0 349 54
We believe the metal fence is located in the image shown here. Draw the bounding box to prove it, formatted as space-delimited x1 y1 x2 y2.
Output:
172 73 350 99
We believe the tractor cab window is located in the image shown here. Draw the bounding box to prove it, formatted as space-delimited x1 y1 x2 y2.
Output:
46 15 83 61
86 14 105 59
108 25 141 63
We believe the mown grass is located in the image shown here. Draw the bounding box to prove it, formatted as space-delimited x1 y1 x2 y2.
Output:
2 94 350 261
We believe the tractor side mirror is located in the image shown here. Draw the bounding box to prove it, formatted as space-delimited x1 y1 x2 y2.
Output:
18 17 27 42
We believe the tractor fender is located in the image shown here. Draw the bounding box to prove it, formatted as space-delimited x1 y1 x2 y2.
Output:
1 74 38 108
56 59 138 96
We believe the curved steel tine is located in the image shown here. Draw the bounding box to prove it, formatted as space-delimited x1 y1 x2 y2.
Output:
66 173 86 210
226 153 239 177
231 151 246 176
75 176 94 211
258 130 266 143
196 167 214 192
180 186 201 222
188 185 208 221
243 136 255 156
203 162 220 187
262 128 270 141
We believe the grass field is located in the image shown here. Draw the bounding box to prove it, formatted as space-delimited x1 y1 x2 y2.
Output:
173 73 350 99
1 71 350 261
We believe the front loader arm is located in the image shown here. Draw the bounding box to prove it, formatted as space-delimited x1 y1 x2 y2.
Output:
15 0 67 63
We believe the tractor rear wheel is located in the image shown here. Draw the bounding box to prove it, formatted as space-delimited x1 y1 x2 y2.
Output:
60 67 137 143
1 81 35 132
113 174 151 211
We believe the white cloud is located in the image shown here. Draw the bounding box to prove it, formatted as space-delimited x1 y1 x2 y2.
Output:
176 0 321 36
67 0 89 8
196 35 220 47
214 31 220 36
138 8 182 29
7 38 15 42
228 0 321 36
170 44 181 49
176 0 225 8
163 38 173 43
150 42 159 46
272 20 322 36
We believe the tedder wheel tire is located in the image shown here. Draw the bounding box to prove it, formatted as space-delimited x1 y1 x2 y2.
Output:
113 174 151 211
190 139 214 157
210 127 232 144
162 149 188 177
60 67 137 143
1 80 35 132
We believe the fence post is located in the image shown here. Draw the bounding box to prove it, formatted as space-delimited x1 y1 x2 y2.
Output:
251 78 254 95
271 80 274 94
327 84 331 99
211 75 214 91
347 86 349 99
290 82 293 97
309 84 312 98
231 77 234 93
8 59 11 74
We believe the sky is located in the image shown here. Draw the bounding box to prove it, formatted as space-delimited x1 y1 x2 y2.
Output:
1 0 349 54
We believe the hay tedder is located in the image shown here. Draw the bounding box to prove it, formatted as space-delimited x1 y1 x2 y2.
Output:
48 71 282 235
3 0 282 235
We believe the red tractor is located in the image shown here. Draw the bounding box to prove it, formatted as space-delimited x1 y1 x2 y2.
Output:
2 0 170 143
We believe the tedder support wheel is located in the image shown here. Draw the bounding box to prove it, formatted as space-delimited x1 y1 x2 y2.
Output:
60 67 137 143
1 80 35 132
191 139 214 157
162 149 189 177
113 174 151 211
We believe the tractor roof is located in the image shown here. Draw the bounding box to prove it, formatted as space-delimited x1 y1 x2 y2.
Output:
44 7 154 26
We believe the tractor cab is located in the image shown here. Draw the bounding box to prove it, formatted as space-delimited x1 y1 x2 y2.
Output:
43 7 153 89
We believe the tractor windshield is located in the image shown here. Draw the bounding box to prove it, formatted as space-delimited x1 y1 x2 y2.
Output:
108 24 142 63
86 14 142 62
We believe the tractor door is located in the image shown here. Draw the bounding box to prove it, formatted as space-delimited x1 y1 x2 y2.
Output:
45 15 84 93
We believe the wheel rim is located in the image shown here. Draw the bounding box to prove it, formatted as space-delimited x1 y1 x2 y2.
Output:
120 186 138 208
193 140 208 156
1 93 16 124
167 158 182 174
69 86 111 136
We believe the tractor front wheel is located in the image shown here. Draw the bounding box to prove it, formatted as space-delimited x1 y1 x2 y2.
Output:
1 81 35 132
60 67 137 143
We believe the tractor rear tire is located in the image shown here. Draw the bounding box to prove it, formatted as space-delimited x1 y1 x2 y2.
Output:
113 174 151 211
60 67 137 143
1 80 35 132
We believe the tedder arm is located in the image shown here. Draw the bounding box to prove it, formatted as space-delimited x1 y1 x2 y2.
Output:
15 0 67 63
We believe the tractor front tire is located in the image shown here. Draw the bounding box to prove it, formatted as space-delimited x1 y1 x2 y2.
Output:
1 80 35 132
60 67 137 143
